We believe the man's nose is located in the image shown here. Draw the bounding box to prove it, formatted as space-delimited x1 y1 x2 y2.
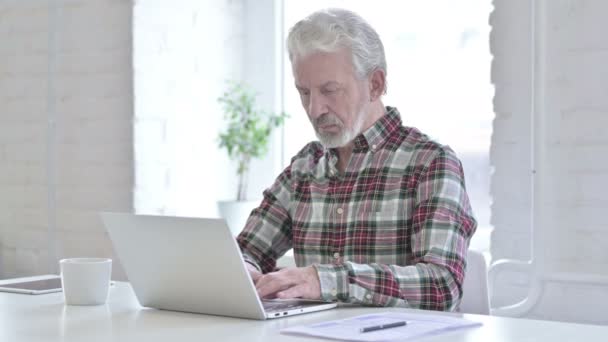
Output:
307 93 326 120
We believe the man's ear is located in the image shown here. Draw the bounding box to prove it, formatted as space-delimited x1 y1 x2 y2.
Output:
368 69 386 101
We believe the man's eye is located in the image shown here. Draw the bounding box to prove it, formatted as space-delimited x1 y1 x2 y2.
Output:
323 88 337 95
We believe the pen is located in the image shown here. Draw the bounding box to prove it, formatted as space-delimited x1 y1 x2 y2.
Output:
360 320 407 333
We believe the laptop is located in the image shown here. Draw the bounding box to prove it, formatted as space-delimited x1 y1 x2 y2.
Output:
100 212 337 320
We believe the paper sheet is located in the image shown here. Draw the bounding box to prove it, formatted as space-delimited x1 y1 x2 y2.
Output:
281 311 482 342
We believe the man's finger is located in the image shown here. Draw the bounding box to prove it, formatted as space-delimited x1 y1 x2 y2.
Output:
276 284 306 299
250 272 262 285
256 273 291 298
255 267 298 290
254 272 278 290
245 263 263 284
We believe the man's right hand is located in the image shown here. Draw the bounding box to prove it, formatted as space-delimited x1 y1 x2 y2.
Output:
246 262 263 284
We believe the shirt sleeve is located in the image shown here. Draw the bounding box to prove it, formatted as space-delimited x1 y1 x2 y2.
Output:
314 148 477 310
237 165 293 274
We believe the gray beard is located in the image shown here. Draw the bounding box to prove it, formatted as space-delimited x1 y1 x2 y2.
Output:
315 108 366 148
316 126 357 148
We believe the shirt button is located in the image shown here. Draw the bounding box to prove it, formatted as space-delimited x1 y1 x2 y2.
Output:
366 294 372 300
336 208 343 215
333 252 340 259
331 289 337 296
371 144 377 150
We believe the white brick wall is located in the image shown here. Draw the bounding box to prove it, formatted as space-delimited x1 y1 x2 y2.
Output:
491 0 608 323
0 0 133 279
489 0 534 308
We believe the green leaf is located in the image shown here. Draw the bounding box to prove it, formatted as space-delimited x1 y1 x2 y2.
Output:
217 80 289 199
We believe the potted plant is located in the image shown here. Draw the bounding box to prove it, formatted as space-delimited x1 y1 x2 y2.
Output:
217 81 287 235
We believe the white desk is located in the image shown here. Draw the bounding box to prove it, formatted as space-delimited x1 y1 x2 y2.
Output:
1 280 607 342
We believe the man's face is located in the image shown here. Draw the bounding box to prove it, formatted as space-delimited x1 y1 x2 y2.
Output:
292 49 370 148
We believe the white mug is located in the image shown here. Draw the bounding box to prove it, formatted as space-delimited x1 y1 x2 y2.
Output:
60 258 112 305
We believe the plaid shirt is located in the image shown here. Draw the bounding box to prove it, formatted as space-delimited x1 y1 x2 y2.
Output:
238 107 476 311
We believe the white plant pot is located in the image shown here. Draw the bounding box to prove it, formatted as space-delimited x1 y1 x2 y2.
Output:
217 200 259 236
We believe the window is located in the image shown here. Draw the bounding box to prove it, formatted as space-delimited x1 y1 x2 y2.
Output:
281 0 494 249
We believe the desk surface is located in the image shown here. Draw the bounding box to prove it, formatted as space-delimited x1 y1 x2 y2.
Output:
1 280 606 342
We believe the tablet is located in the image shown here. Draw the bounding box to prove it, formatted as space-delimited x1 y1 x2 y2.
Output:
0 275 62 295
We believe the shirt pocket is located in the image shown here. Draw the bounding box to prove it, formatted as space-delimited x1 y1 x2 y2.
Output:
347 202 406 265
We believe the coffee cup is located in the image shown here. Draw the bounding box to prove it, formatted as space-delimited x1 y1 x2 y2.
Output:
60 258 112 305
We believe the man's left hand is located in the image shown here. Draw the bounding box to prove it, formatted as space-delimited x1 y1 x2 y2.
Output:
255 266 321 300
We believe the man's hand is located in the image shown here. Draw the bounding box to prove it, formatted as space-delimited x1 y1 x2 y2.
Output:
255 266 321 300
245 262 263 284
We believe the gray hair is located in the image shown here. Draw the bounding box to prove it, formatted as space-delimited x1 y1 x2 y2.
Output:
287 8 387 93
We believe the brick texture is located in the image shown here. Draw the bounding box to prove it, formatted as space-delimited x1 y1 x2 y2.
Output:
0 0 133 279
491 0 608 323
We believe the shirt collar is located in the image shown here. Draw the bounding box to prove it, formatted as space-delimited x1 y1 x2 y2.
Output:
324 106 402 162
354 106 402 153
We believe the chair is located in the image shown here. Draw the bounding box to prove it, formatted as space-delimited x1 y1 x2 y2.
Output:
459 249 491 315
